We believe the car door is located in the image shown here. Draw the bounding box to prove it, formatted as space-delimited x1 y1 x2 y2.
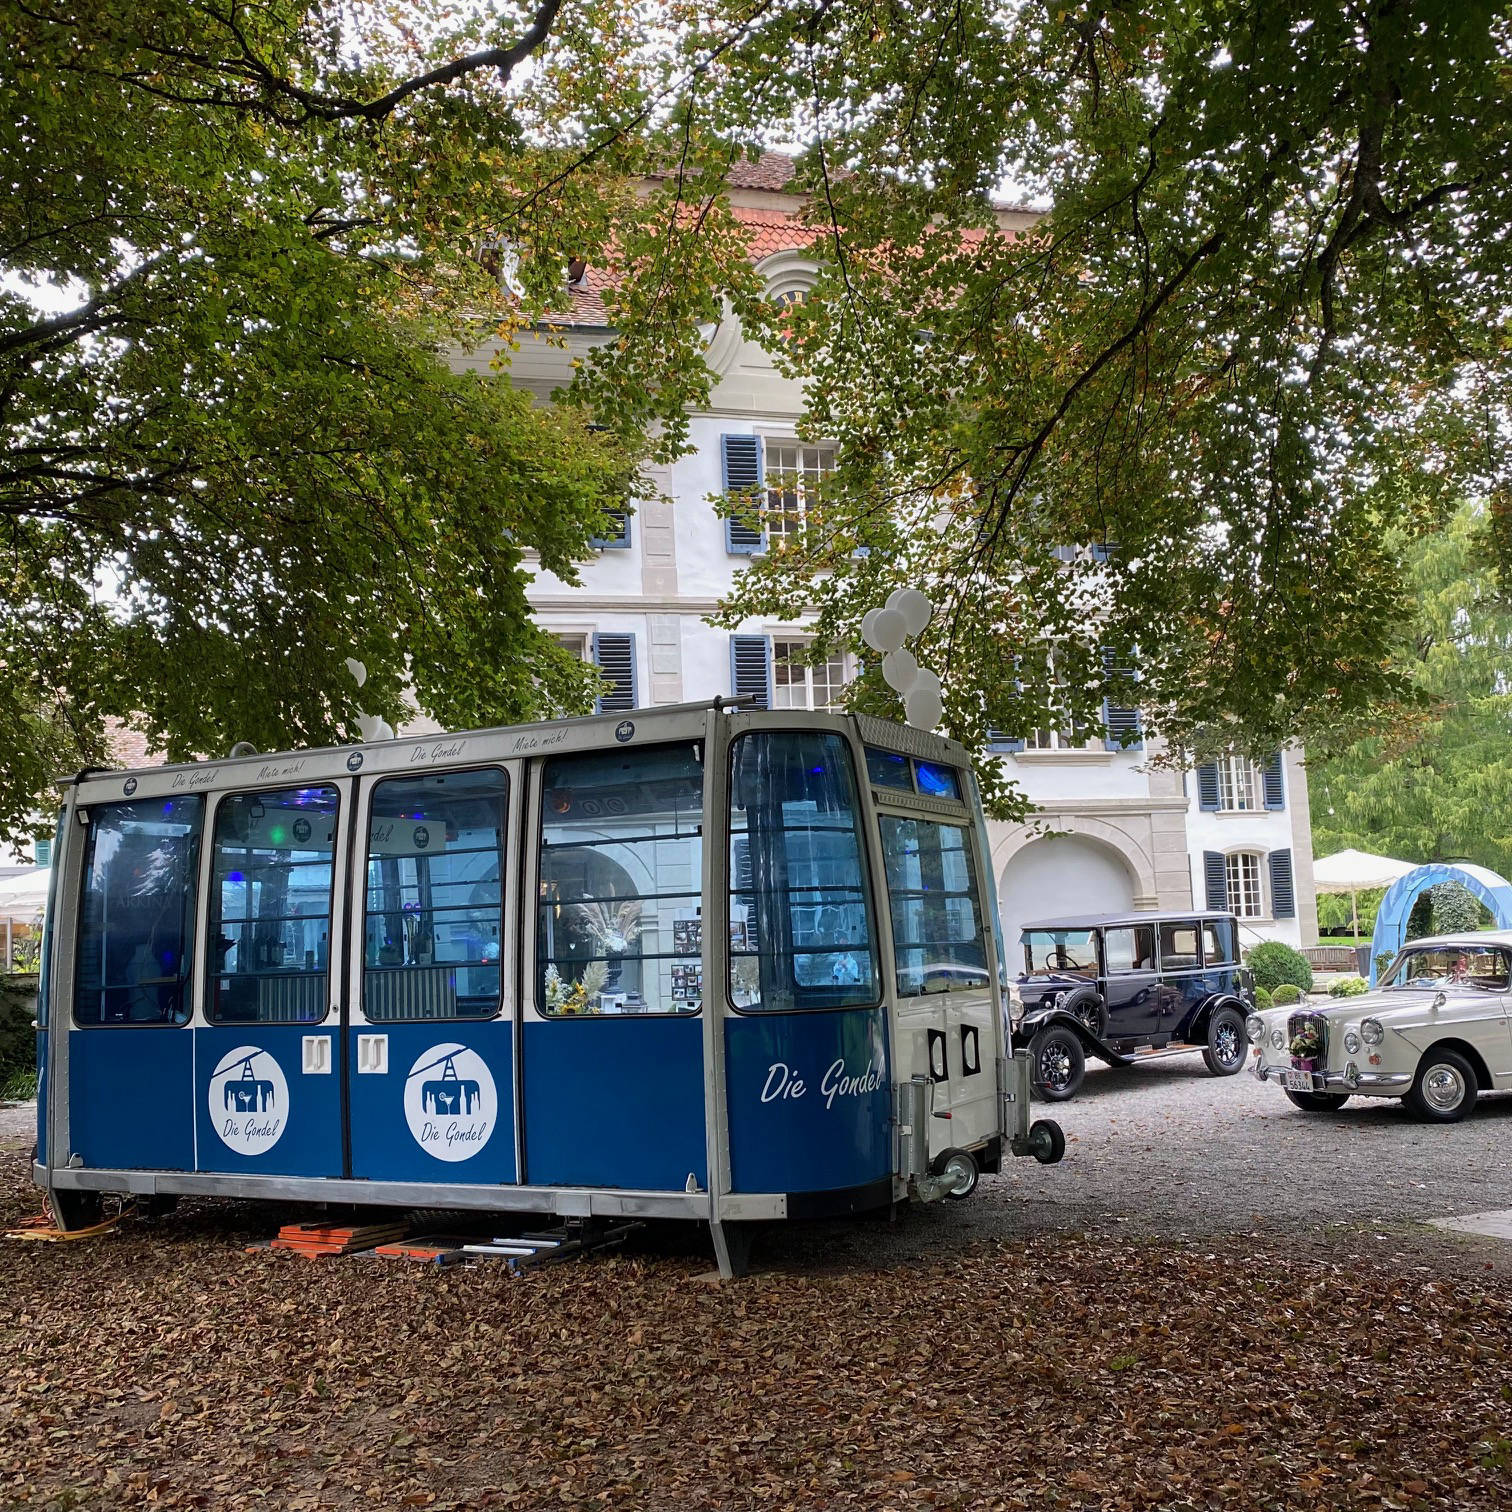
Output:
1100 924 1160 1041
1156 920 1204 1038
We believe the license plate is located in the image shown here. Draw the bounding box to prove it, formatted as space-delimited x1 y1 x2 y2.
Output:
1283 1068 1315 1092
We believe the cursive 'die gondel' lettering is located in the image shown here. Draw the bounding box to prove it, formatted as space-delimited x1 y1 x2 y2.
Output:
760 1058 885 1110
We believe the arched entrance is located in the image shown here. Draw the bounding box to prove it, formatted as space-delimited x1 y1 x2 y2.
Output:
1369 862 1512 984
998 834 1137 969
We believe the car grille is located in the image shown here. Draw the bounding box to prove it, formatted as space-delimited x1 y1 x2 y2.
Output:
1288 1010 1327 1062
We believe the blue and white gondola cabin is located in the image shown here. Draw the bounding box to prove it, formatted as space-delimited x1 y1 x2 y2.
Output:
32 703 1062 1273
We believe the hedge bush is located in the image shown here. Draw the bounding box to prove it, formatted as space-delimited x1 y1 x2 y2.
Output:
1272 983 1303 1005
1253 985 1273 1011
1244 940 1314 994
1328 975 1370 997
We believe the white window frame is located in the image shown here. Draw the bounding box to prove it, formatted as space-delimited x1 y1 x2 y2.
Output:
1225 851 1264 919
760 437 836 546
770 637 849 711
1025 650 1097 751
1216 754 1265 813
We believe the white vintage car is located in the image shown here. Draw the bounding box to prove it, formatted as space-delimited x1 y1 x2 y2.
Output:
1249 932 1512 1122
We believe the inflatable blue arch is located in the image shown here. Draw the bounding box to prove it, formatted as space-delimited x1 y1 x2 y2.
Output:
1369 862 1512 985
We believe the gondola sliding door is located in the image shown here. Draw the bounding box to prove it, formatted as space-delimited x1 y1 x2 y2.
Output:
196 781 348 1178
522 742 708 1192
347 766 517 1185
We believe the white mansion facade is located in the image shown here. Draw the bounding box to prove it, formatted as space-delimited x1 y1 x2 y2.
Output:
447 154 1319 960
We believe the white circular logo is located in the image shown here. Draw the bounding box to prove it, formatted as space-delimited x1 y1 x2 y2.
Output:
209 1046 288 1156
404 1043 496 1163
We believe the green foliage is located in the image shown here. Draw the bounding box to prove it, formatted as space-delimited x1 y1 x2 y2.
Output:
705 1 1511 800
1407 890 1436 941
1431 882 1488 936
1252 986 1273 1012
1312 504 1512 879
1316 888 1385 937
1328 976 1370 998
1245 941 1315 994
1375 952 1399 980
1272 984 1304 1006
0 1 753 839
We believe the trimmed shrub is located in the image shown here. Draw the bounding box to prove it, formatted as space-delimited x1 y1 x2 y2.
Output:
1431 882 1485 936
1253 985 1274 1011
1406 889 1434 940
1328 975 1370 997
1244 940 1314 994
1272 983 1303 1005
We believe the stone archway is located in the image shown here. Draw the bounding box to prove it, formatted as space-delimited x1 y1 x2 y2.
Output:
996 831 1141 965
1369 862 1512 984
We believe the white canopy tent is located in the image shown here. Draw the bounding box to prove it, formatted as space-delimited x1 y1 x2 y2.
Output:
0 868 49 974
1311 849 1418 939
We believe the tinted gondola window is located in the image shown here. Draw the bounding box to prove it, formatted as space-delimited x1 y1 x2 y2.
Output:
729 732 878 1011
207 787 338 1024
538 744 704 1015
880 818 987 995
74 797 203 1026
364 769 509 1021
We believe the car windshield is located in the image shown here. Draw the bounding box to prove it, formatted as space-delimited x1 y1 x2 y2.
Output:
1023 929 1097 977
1383 947 1509 992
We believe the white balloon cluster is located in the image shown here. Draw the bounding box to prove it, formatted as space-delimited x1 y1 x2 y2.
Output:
345 657 395 744
861 588 942 731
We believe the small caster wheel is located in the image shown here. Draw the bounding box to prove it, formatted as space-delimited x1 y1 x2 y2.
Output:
931 1147 979 1199
1028 1118 1065 1165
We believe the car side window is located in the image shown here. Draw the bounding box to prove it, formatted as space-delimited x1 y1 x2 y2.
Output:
1159 923 1199 970
1202 920 1237 964
1104 925 1155 974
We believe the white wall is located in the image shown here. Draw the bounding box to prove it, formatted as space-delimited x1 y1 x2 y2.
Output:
998 834 1136 958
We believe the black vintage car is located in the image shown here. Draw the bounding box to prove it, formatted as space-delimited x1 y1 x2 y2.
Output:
1014 910 1255 1100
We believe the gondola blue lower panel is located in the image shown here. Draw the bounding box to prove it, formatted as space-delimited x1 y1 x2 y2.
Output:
522 1016 706 1191
195 1028 342 1178
349 1024 516 1185
69 1028 194 1171
35 1027 47 1166
725 1009 890 1194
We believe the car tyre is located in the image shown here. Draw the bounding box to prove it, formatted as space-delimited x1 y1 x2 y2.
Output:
1201 1005 1248 1077
1060 987 1107 1040
1284 1089 1351 1113
1030 1025 1085 1101
1405 1047 1478 1123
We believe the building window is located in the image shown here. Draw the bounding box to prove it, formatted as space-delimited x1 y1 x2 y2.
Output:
763 441 835 545
553 633 588 661
1226 851 1264 919
1216 755 1264 812
771 639 847 710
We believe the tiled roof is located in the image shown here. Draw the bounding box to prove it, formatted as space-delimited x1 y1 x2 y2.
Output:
726 151 800 192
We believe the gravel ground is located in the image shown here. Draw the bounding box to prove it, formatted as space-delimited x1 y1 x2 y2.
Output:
0 1101 33 1143
756 1047 1512 1271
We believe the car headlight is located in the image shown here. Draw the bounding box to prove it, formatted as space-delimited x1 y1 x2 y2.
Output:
1361 1018 1384 1045
1344 1029 1362 1055
1246 1015 1265 1044
1270 1028 1285 1050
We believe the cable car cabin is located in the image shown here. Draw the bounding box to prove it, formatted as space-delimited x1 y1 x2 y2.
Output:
33 704 1062 1274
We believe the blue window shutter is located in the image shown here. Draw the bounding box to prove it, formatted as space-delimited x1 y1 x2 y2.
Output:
986 730 1025 753
730 634 772 708
34 838 51 868
590 507 632 549
1197 763 1220 811
721 434 765 554
1263 750 1285 810
591 632 636 714
1204 852 1228 912
1101 648 1143 752
1269 849 1296 919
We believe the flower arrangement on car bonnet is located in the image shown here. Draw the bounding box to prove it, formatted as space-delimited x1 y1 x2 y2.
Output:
1288 1018 1324 1061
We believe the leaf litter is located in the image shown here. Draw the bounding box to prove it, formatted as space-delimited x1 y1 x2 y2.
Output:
0 1154 1509 1510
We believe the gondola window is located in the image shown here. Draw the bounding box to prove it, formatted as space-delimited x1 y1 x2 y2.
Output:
538 744 703 1015
879 818 988 995
364 769 508 1021
728 732 878 1011
207 786 338 1024
74 797 203 1025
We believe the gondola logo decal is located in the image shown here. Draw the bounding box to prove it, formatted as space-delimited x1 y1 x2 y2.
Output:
209 1047 289 1156
404 1044 496 1161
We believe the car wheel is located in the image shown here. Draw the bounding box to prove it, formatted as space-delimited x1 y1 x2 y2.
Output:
1201 1005 1248 1076
1061 988 1107 1040
1284 1089 1351 1113
1405 1047 1478 1123
1030 1025 1085 1101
